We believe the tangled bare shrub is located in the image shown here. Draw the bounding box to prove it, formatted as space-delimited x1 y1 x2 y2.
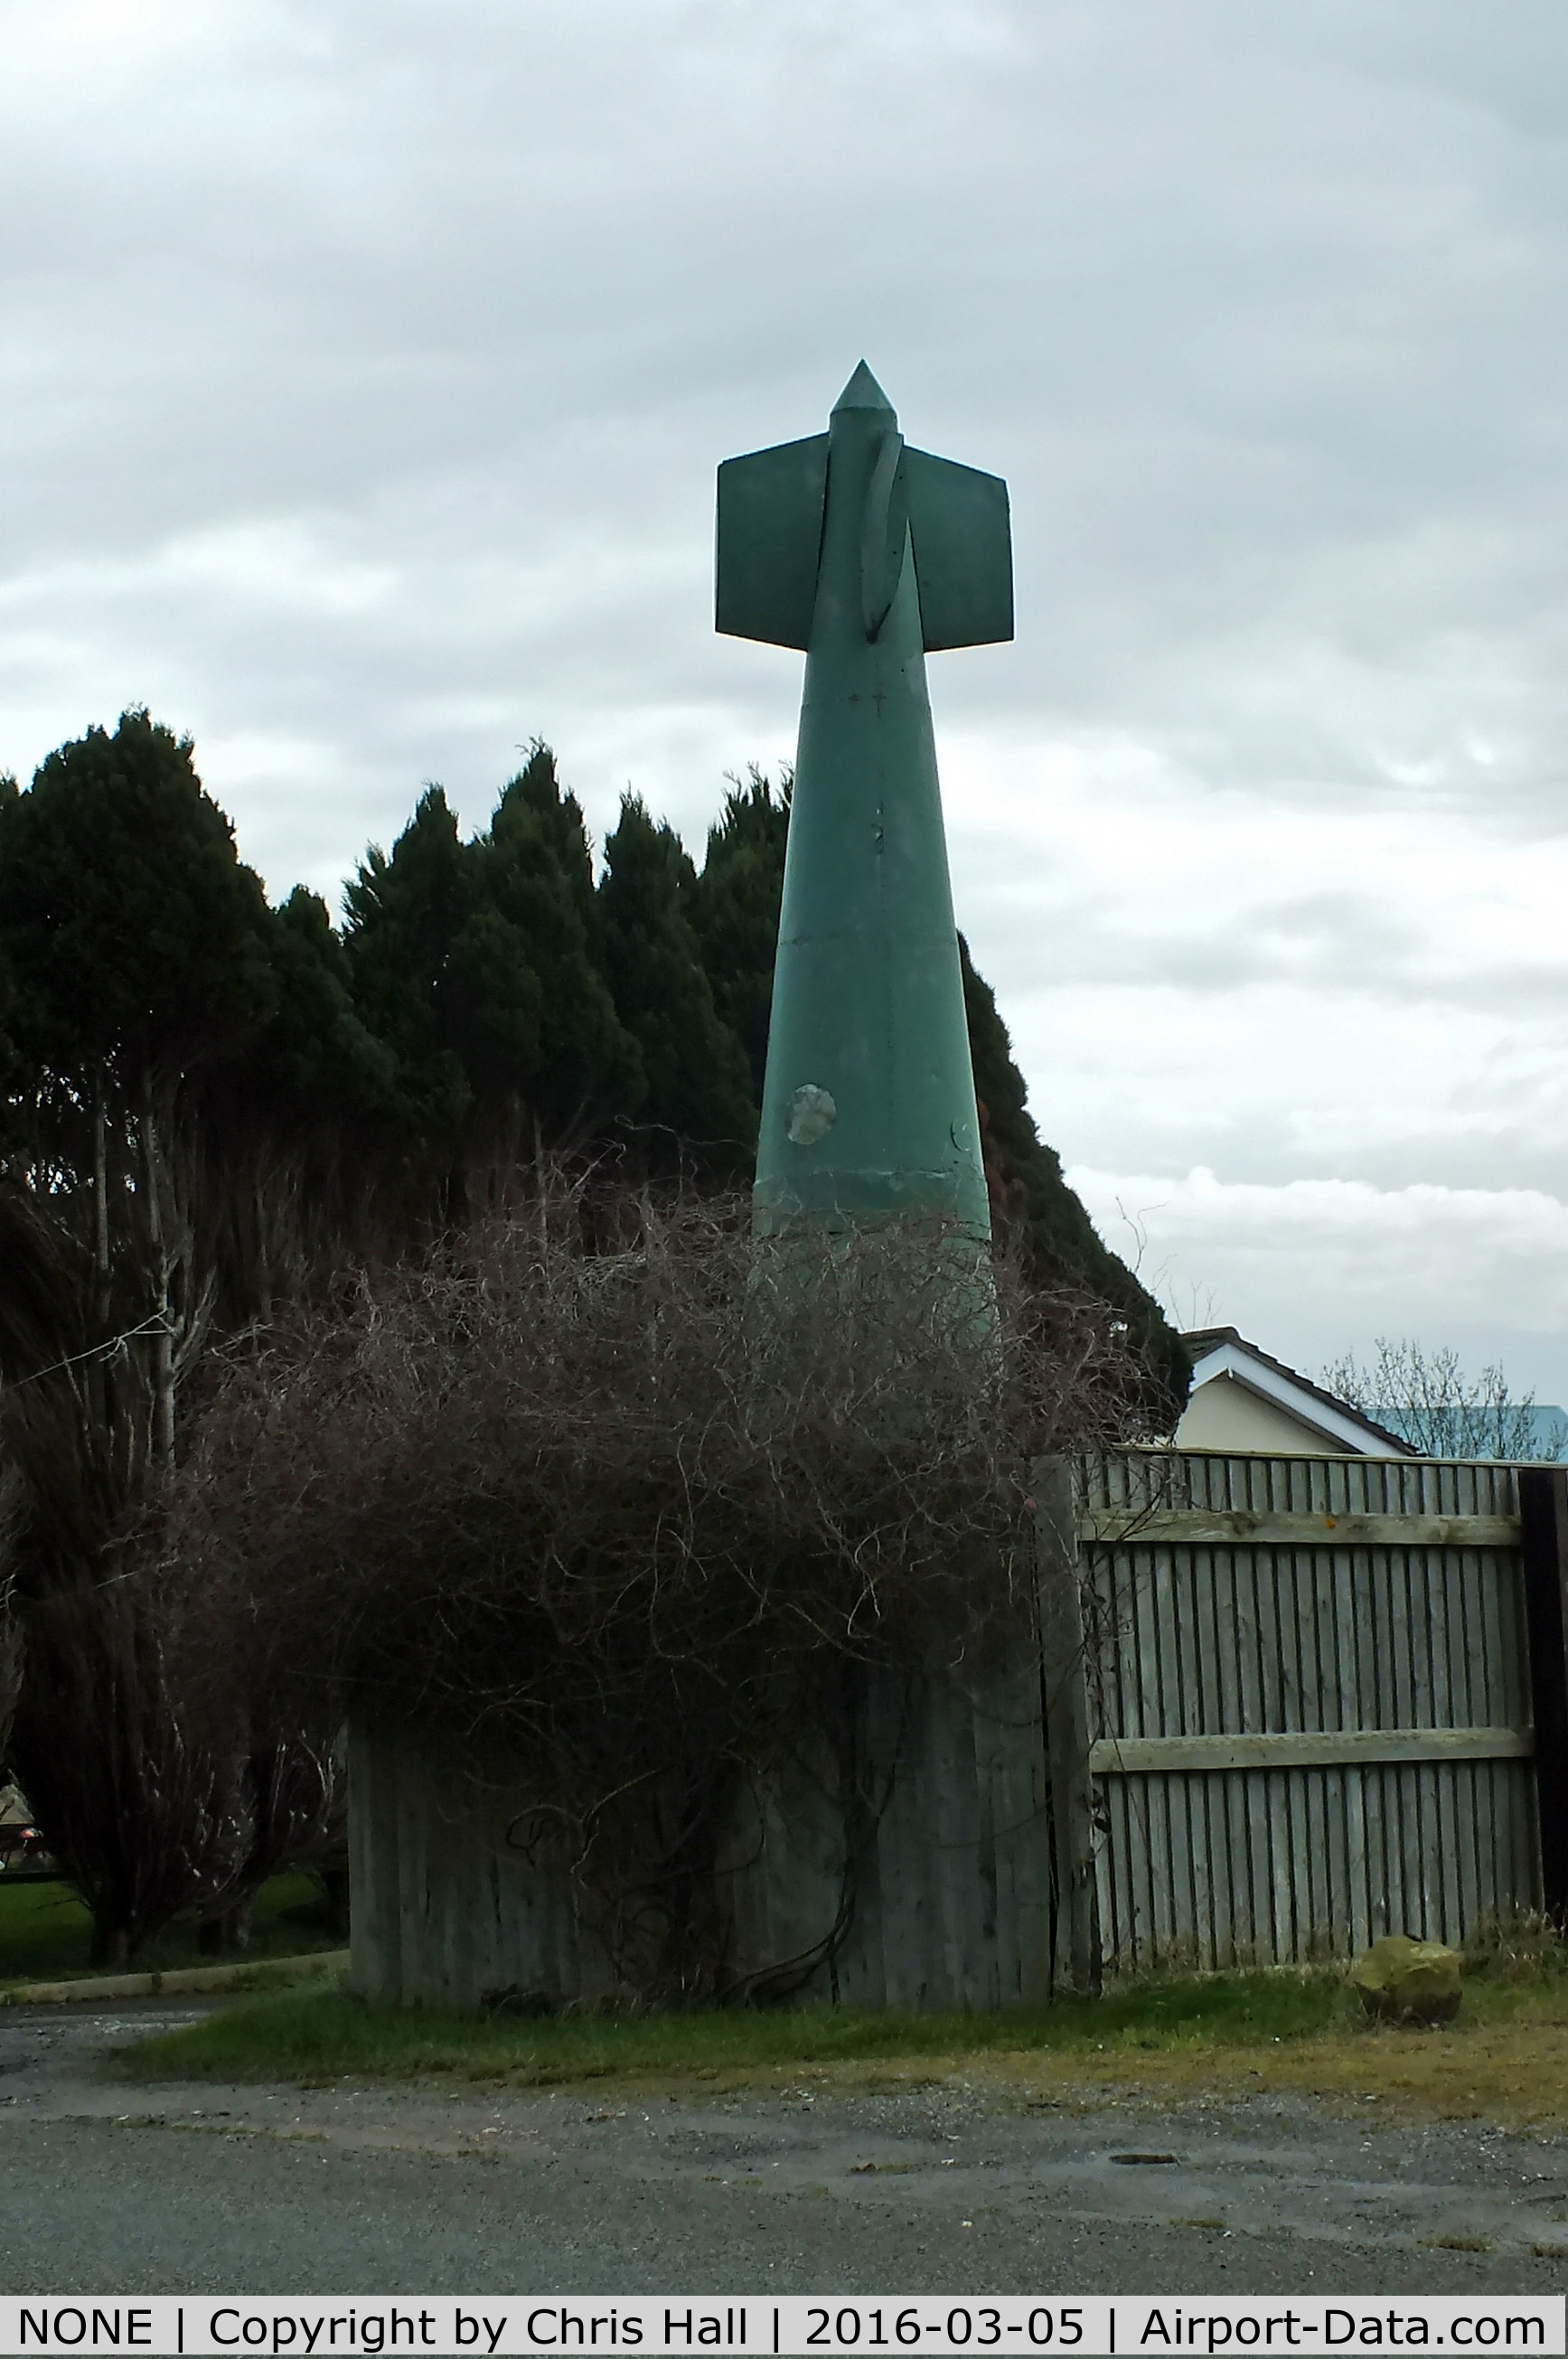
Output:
165 1189 1154 1997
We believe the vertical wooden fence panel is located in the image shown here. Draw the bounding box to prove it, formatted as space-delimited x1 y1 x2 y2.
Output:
1075 1450 1543 1973
1038 1458 1100 1990
1519 1467 1568 1924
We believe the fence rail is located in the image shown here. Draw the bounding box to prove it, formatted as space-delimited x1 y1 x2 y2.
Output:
1085 1728 1533 1772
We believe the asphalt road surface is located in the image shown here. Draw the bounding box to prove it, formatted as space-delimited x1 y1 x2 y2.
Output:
0 2004 1563 2307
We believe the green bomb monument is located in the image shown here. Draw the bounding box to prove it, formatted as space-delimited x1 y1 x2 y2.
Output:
718 361 1011 1244
347 371 1060 2014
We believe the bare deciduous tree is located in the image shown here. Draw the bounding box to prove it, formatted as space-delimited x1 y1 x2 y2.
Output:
0 1174 342 1965
1323 1338 1566 1462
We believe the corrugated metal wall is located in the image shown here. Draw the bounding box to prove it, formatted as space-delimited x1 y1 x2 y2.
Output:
1070 1451 1542 1972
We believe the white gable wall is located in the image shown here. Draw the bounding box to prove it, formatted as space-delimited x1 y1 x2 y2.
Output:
1175 1371 1345 1456
1174 1335 1409 1458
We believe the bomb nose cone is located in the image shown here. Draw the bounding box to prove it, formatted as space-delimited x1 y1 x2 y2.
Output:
831 361 896 417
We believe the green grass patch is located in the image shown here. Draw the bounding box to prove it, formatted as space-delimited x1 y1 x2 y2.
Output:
0 1881 94 1986
122 1966 1357 2087
0 1872 343 1989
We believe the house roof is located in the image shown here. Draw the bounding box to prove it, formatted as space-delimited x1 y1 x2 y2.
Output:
1180 1327 1418 1457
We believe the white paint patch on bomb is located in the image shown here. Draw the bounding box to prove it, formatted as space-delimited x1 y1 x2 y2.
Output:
786 1083 837 1146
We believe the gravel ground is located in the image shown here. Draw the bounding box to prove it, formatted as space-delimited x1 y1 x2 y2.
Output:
0 2004 1564 2300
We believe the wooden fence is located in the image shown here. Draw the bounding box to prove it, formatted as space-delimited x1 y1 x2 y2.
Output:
1041 1451 1568 1978
348 1660 1056 2013
347 1450 1568 2008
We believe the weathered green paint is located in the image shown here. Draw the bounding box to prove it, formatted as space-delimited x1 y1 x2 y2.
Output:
715 432 828 652
718 362 1012 1236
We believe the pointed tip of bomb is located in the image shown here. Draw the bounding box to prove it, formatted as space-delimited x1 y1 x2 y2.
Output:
831 361 896 417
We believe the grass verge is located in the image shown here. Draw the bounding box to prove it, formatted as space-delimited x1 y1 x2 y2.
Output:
0 1873 344 1989
117 1943 1568 2124
107 1962 1395 2094
117 1968 1366 2085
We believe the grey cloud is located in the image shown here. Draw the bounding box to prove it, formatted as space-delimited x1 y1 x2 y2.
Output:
957 869 1568 1012
9 0 1566 884
8 0 1568 1380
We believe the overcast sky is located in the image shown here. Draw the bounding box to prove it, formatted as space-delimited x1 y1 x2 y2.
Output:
6 0 1568 1397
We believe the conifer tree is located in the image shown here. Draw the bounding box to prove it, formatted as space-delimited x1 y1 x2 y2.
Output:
598 794 756 1171
0 712 338 1963
0 710 283 1432
478 746 643 1142
0 711 277 1091
959 938 1188 1401
343 756 645 1164
340 786 477 1142
253 888 401 1124
686 766 790 1104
